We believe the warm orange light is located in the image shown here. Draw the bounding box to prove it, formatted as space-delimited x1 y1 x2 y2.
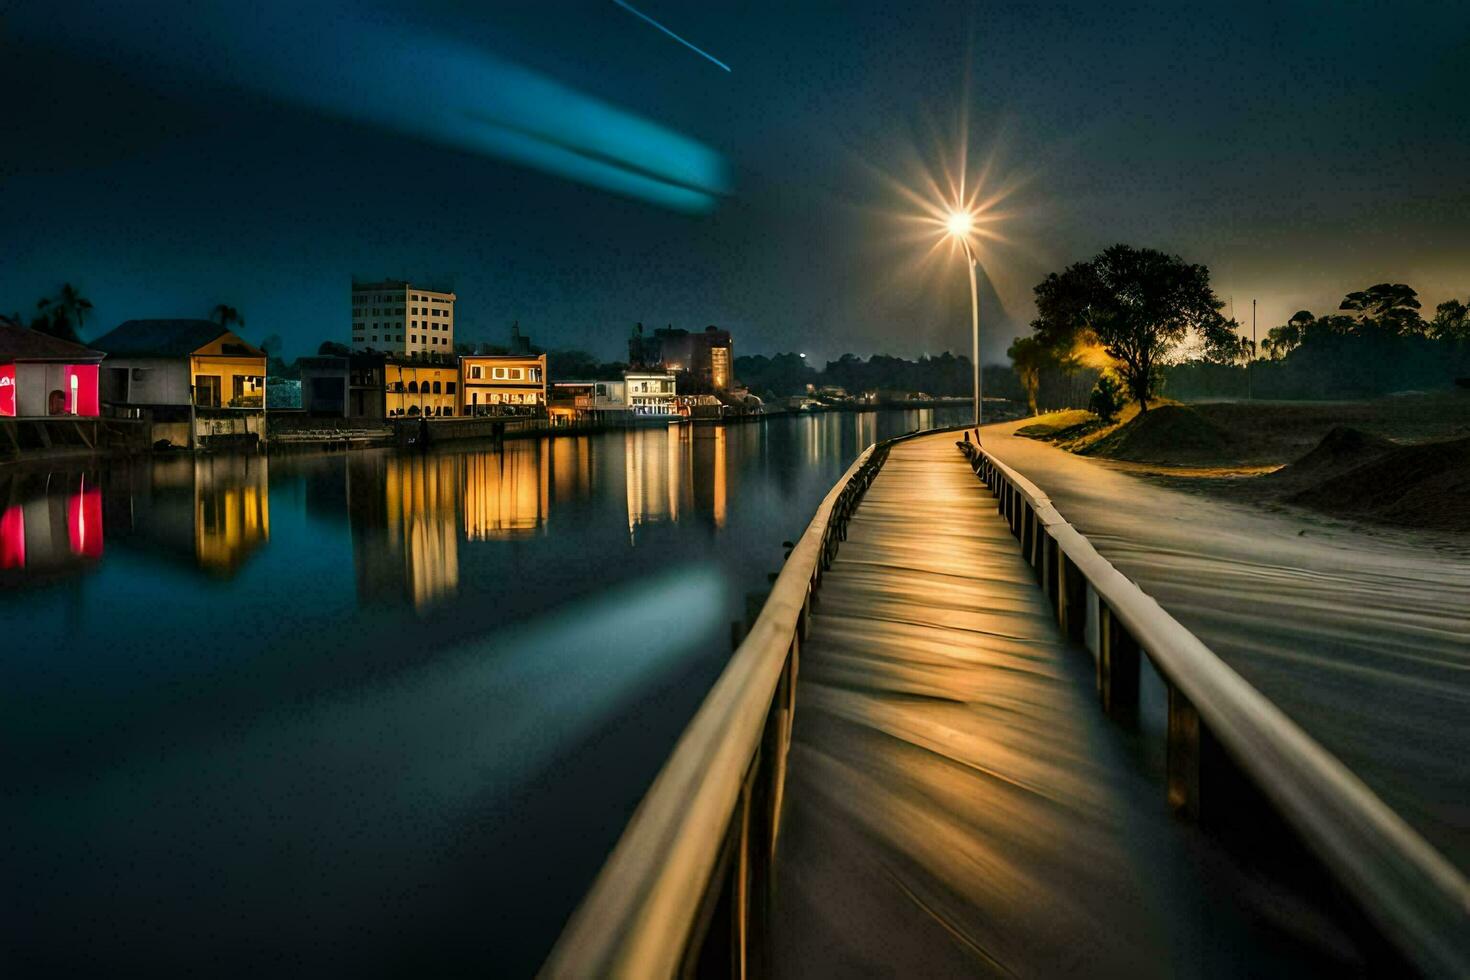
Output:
946 210 973 238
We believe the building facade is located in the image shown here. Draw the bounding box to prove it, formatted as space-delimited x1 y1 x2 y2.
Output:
351 280 456 359
385 360 458 417
92 319 267 448
547 379 628 423
0 319 104 417
624 371 677 416
458 353 547 416
299 353 387 418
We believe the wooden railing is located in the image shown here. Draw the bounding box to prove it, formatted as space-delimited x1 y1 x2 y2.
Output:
961 433 1469 977
542 428 937 978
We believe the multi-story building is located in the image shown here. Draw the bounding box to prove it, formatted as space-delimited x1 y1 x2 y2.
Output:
628 324 733 391
385 359 458 417
458 353 547 416
350 280 456 359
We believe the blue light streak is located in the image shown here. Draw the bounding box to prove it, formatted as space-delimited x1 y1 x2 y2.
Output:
13 1 730 213
612 0 733 73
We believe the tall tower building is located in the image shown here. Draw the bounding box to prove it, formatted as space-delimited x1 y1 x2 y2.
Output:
350 280 456 359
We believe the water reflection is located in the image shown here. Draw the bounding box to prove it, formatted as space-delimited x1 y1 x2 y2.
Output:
350 453 460 610
3 411 956 598
464 442 548 540
0 470 103 584
4 408 973 976
103 455 270 577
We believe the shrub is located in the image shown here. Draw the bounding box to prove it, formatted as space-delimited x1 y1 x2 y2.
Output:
1089 374 1125 424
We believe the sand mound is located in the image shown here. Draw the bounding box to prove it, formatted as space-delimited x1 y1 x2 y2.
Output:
1289 436 1470 531
1082 404 1235 463
1267 426 1398 486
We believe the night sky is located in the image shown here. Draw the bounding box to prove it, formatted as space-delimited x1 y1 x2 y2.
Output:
4 1 1467 362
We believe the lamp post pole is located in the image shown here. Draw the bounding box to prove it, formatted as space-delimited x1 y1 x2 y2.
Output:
962 237 981 428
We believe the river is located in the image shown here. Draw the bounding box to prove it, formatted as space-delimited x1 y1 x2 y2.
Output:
1 408 968 976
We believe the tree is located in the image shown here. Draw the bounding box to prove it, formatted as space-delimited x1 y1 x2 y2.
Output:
1430 299 1470 342
1030 244 1237 411
318 340 352 357
33 283 92 343
1261 310 1315 360
212 304 245 330
1338 283 1425 336
1006 336 1055 415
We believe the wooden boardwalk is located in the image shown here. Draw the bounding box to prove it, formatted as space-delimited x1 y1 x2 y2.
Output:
770 432 1339 977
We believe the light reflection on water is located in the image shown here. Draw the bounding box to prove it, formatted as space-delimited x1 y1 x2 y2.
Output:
1 407 957 976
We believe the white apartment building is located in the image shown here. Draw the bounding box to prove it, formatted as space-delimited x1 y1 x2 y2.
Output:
624 371 677 415
351 280 456 359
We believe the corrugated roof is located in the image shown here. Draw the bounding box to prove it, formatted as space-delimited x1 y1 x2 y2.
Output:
90 319 260 358
0 318 105 362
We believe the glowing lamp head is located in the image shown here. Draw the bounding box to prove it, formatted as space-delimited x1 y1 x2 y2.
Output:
946 209 973 238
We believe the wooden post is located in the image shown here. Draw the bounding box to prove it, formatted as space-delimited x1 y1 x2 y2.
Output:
1098 605 1141 721
1168 685 1202 819
1058 552 1087 642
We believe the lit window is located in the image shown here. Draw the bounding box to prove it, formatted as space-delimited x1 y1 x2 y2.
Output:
492 367 507 380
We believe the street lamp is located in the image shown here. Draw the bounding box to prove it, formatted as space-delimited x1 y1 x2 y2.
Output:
946 208 981 428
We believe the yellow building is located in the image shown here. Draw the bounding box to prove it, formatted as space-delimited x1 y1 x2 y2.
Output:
459 353 547 416
93 319 268 448
385 359 459 417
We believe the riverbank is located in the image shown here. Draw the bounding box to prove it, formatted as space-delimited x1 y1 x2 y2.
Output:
1012 392 1470 535
1 398 1022 463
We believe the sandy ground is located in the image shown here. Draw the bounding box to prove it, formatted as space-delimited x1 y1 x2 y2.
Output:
1017 394 1470 548
979 418 1470 875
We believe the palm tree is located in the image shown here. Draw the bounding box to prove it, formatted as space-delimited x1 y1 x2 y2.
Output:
212 304 245 330
33 283 92 343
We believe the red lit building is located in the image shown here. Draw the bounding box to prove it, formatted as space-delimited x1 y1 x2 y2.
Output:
0 318 104 417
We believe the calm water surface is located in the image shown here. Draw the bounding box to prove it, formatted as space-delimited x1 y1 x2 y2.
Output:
2 408 965 976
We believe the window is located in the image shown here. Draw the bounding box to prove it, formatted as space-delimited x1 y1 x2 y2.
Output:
492 367 507 380
195 375 222 407
445 382 456 394
510 368 523 380
470 365 482 379
443 407 452 417
529 368 541 381
432 381 441 394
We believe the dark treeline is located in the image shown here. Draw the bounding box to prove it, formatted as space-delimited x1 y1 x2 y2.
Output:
735 351 1008 401
1165 286 1470 400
